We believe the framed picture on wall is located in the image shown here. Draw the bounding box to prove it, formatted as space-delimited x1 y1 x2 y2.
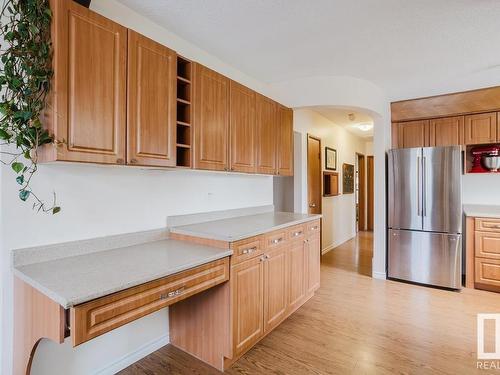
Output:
325 147 337 170
343 163 354 194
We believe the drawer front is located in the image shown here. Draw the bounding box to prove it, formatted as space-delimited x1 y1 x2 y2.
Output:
287 224 305 241
475 218 500 233
231 236 264 265
475 258 500 287
307 220 321 235
476 232 500 259
265 230 287 249
71 258 229 346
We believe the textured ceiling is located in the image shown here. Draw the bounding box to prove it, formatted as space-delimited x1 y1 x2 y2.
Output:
117 0 500 99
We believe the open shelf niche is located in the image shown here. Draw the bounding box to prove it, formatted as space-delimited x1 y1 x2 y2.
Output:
176 55 193 168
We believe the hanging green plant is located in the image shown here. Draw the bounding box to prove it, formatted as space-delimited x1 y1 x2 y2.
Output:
0 0 60 214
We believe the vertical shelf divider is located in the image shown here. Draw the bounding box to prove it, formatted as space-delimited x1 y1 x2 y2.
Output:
176 55 193 168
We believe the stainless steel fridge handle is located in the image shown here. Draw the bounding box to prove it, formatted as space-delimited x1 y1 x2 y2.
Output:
422 156 426 217
417 156 421 216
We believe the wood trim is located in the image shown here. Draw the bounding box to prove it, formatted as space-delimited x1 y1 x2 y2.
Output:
14 277 65 375
357 153 366 231
465 217 475 288
168 232 230 249
367 156 374 231
391 85 500 122
307 134 322 215
71 258 229 346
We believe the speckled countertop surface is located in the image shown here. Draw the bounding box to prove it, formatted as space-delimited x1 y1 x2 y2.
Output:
14 239 232 308
463 204 500 218
169 211 321 242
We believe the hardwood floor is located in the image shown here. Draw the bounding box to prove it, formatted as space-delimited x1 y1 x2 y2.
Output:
120 232 500 375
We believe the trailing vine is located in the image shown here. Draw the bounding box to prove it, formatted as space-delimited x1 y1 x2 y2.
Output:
0 0 60 214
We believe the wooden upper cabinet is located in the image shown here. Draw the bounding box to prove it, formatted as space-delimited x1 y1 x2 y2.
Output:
429 116 464 147
45 0 127 164
229 81 256 173
255 95 278 174
127 30 176 167
464 112 498 145
277 106 294 176
394 120 429 148
194 64 230 171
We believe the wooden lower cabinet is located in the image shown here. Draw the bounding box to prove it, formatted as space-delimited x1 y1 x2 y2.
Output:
263 245 288 333
231 256 264 357
169 219 321 371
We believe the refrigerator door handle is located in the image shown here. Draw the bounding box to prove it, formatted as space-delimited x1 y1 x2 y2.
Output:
417 156 421 216
422 156 427 217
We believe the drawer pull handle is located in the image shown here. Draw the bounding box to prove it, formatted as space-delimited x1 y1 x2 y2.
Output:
160 287 185 300
242 246 258 254
293 231 303 237
271 238 283 244
484 224 500 229
311 226 319 231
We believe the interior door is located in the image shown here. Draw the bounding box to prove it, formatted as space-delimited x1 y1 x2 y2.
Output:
307 135 321 215
388 148 423 231
422 146 462 233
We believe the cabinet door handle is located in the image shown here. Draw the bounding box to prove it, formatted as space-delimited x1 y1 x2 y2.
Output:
304 239 309 244
116 158 124 164
271 238 283 244
130 158 138 164
242 246 257 254
293 231 303 237
484 224 500 229
311 226 319 231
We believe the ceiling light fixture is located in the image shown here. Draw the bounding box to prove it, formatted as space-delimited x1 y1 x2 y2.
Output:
355 123 373 132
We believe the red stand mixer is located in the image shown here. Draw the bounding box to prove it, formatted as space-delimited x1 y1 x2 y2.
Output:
470 145 500 173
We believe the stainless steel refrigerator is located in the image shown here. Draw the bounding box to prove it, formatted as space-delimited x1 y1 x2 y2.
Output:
388 146 462 289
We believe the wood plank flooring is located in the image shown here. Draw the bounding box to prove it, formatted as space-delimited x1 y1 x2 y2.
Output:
120 232 500 374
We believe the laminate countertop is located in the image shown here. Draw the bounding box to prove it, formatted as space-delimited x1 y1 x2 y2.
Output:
169 211 321 242
14 239 232 309
463 204 500 218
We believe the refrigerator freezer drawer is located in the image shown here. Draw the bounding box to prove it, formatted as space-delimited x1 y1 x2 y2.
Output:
388 229 462 289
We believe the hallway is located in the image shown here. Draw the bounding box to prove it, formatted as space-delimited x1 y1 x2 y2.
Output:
322 231 373 277
120 231 497 375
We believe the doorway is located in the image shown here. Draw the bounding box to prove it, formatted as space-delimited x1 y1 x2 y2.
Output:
355 153 366 232
307 135 322 215
367 156 374 231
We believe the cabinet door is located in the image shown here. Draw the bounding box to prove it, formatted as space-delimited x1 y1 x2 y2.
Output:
231 257 264 357
464 112 498 145
306 233 321 295
127 31 176 167
396 120 429 148
229 81 256 173
287 239 306 311
255 95 277 174
52 1 127 164
194 64 230 171
263 246 288 333
277 106 294 176
429 116 464 147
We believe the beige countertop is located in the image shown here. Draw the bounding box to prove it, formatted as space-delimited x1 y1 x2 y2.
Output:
463 204 500 218
169 211 321 242
14 239 232 308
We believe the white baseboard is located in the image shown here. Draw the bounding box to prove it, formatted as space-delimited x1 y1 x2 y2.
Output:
372 271 387 280
93 334 169 375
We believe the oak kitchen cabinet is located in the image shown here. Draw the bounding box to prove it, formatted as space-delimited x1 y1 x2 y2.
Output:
42 0 127 164
464 112 498 145
429 116 464 146
277 105 294 176
392 120 430 148
127 30 177 167
42 0 294 175
256 94 278 174
229 81 256 173
169 218 321 371
193 64 230 171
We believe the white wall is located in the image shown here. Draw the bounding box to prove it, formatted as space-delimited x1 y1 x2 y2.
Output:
293 108 370 252
0 0 275 373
